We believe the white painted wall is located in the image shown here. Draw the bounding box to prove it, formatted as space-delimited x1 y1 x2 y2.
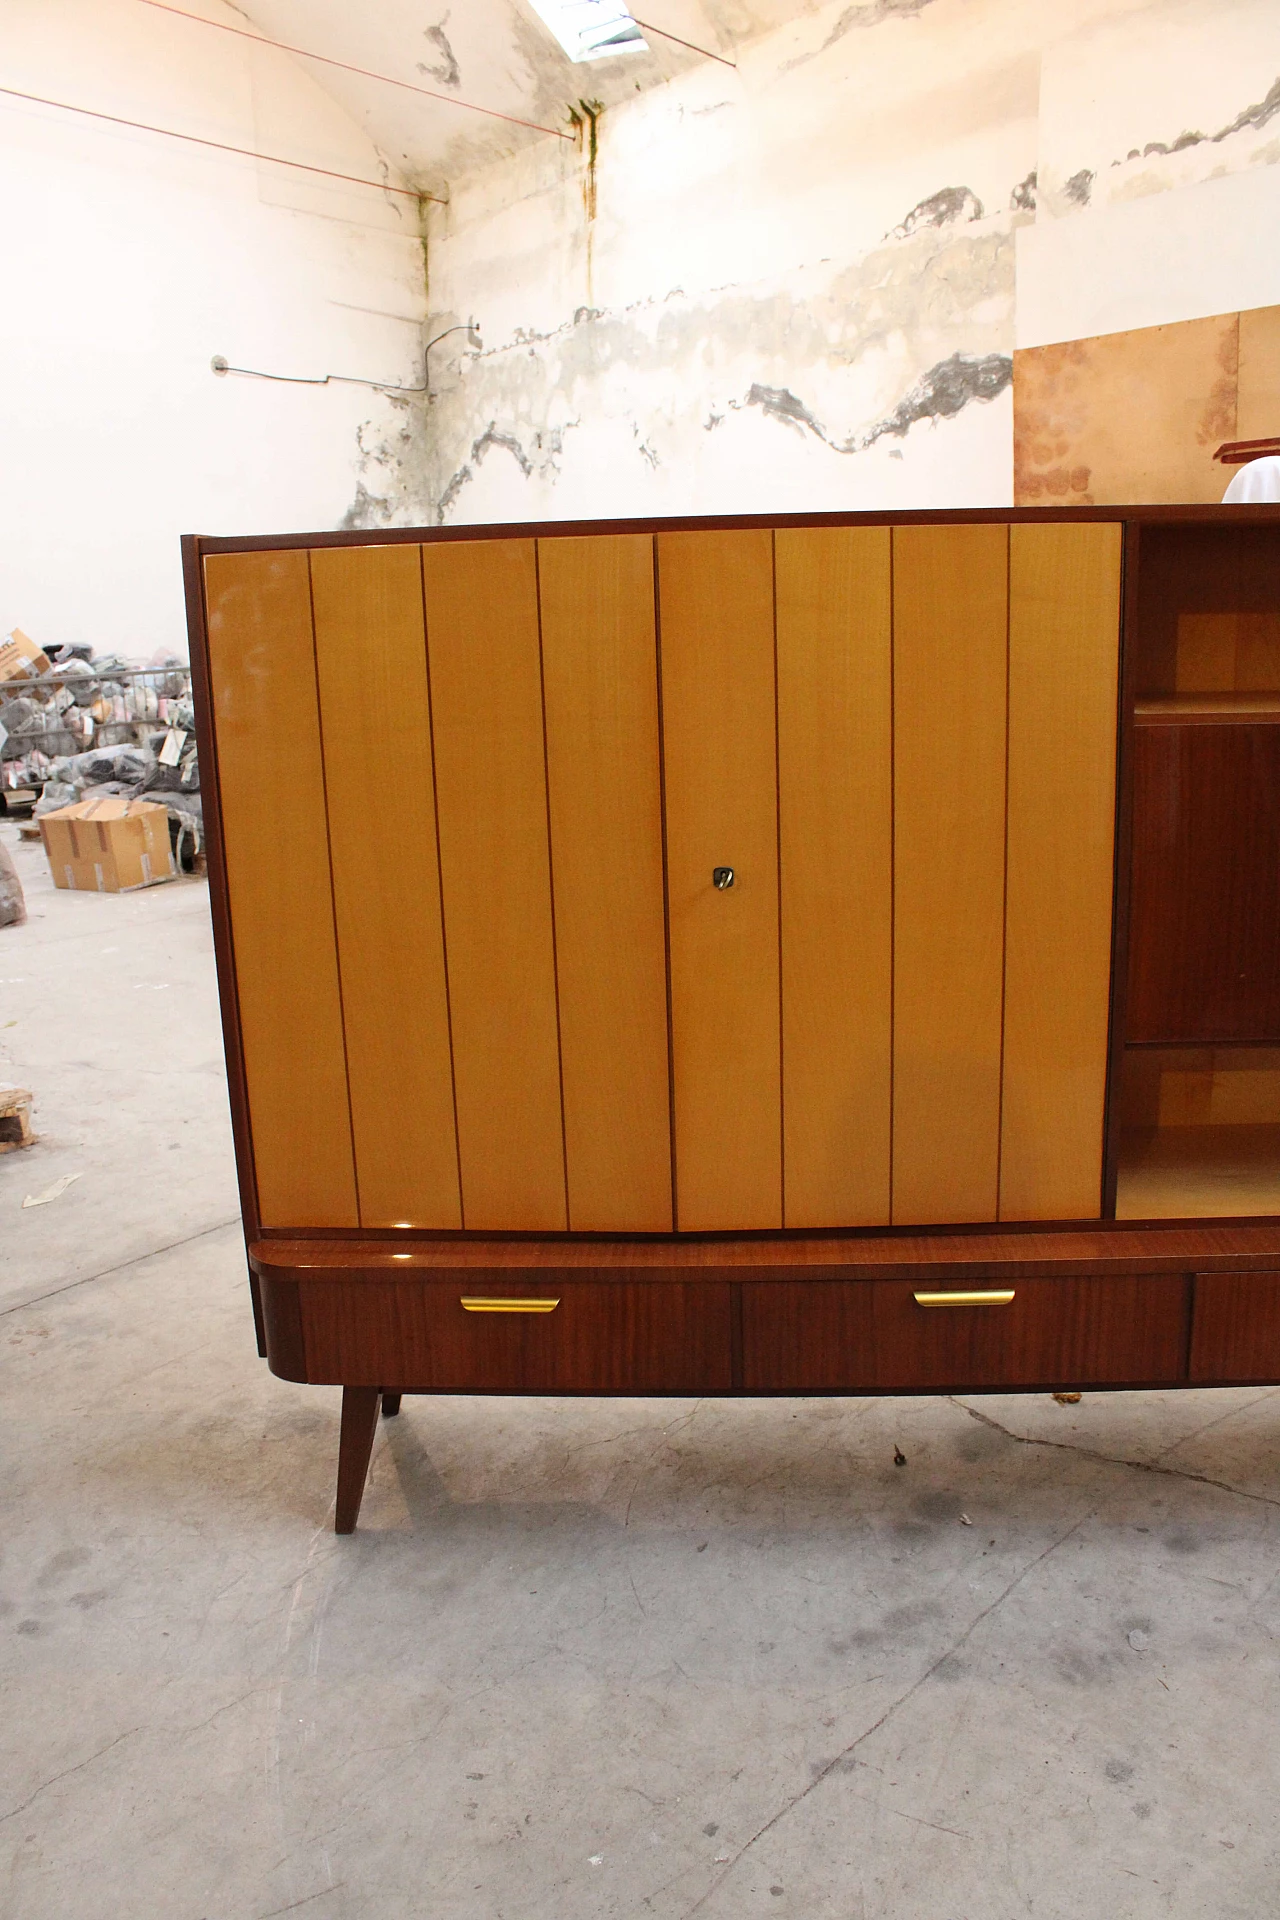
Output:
393 0 1280 524
0 0 427 662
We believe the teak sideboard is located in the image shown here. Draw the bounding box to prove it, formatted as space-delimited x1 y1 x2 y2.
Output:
183 507 1280 1532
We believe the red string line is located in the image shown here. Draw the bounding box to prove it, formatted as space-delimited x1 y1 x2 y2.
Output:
136 0 575 139
632 18 737 68
0 81 444 202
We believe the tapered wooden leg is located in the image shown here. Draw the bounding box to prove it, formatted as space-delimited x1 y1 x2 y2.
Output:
381 1392 402 1418
335 1386 381 1534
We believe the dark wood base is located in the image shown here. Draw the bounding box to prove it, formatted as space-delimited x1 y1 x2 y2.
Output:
254 1226 1280 1532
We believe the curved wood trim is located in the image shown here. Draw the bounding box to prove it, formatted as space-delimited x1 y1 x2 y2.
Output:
257 1271 307 1381
251 1221 1280 1283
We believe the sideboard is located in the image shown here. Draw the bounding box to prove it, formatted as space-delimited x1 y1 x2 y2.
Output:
183 507 1280 1531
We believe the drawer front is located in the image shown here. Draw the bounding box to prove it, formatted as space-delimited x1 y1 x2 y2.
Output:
1190 1271 1280 1383
742 1274 1189 1392
298 1279 732 1392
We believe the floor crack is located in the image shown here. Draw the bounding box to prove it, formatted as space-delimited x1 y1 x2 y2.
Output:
950 1398 1280 1510
1 1216 241 1318
673 1512 1092 1917
0 1726 144 1826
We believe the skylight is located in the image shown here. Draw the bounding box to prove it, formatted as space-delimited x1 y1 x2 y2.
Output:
525 0 649 62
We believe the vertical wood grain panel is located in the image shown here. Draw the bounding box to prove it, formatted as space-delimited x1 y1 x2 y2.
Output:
203 550 357 1227
422 539 566 1230
658 530 781 1230
1001 524 1121 1220
893 524 1008 1225
776 526 892 1227
538 535 673 1230
310 545 461 1229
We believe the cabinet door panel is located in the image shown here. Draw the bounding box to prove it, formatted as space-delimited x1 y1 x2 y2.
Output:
658 530 781 1230
1001 524 1121 1220
423 539 567 1231
204 550 357 1227
892 525 1008 1225
776 526 892 1226
311 544 461 1229
539 535 673 1230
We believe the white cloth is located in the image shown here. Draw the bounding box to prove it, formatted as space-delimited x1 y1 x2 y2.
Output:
1222 456 1280 503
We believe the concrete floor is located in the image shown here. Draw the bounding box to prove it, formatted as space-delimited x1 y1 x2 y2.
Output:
2 821 1280 1919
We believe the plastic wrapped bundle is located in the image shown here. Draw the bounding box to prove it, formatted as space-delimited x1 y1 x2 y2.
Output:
0 840 25 927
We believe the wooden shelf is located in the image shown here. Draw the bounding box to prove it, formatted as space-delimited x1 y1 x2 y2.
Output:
1116 1124 1280 1220
1135 692 1280 723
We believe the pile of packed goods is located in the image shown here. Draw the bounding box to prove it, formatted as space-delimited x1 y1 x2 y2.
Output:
0 627 201 892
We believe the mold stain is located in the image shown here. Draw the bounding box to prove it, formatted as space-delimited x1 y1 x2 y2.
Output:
746 350 1012 452
1118 74 1280 167
568 99 604 305
418 20 460 90
1009 169 1037 213
887 185 983 240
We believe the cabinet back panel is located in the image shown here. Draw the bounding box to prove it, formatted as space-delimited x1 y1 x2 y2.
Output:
1001 523 1120 1219
776 526 892 1227
310 545 461 1229
1128 723 1280 1043
422 539 567 1230
892 524 1009 1225
539 535 673 1230
658 530 782 1230
203 550 357 1227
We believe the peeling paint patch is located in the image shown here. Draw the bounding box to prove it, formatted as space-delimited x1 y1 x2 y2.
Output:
862 350 1012 444
822 0 938 52
1009 169 1037 213
472 425 533 476
746 385 825 438
418 21 460 90
780 0 938 75
436 421 556 523
745 351 1011 454
888 186 983 240
1063 167 1095 206
340 480 396 530
1118 73 1280 166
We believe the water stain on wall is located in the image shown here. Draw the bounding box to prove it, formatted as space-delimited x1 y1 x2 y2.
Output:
342 195 1019 525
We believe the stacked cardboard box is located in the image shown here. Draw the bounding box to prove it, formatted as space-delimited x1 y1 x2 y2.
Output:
0 629 51 682
39 796 174 892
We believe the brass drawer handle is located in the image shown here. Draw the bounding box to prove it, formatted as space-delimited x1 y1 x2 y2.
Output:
460 1296 560 1314
913 1289 1015 1308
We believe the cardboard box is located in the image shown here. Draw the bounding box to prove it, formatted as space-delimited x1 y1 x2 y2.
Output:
39 797 175 893
0 628 51 682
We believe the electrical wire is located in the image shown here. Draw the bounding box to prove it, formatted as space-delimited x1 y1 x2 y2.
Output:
0 82 443 202
209 323 481 396
136 0 575 140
